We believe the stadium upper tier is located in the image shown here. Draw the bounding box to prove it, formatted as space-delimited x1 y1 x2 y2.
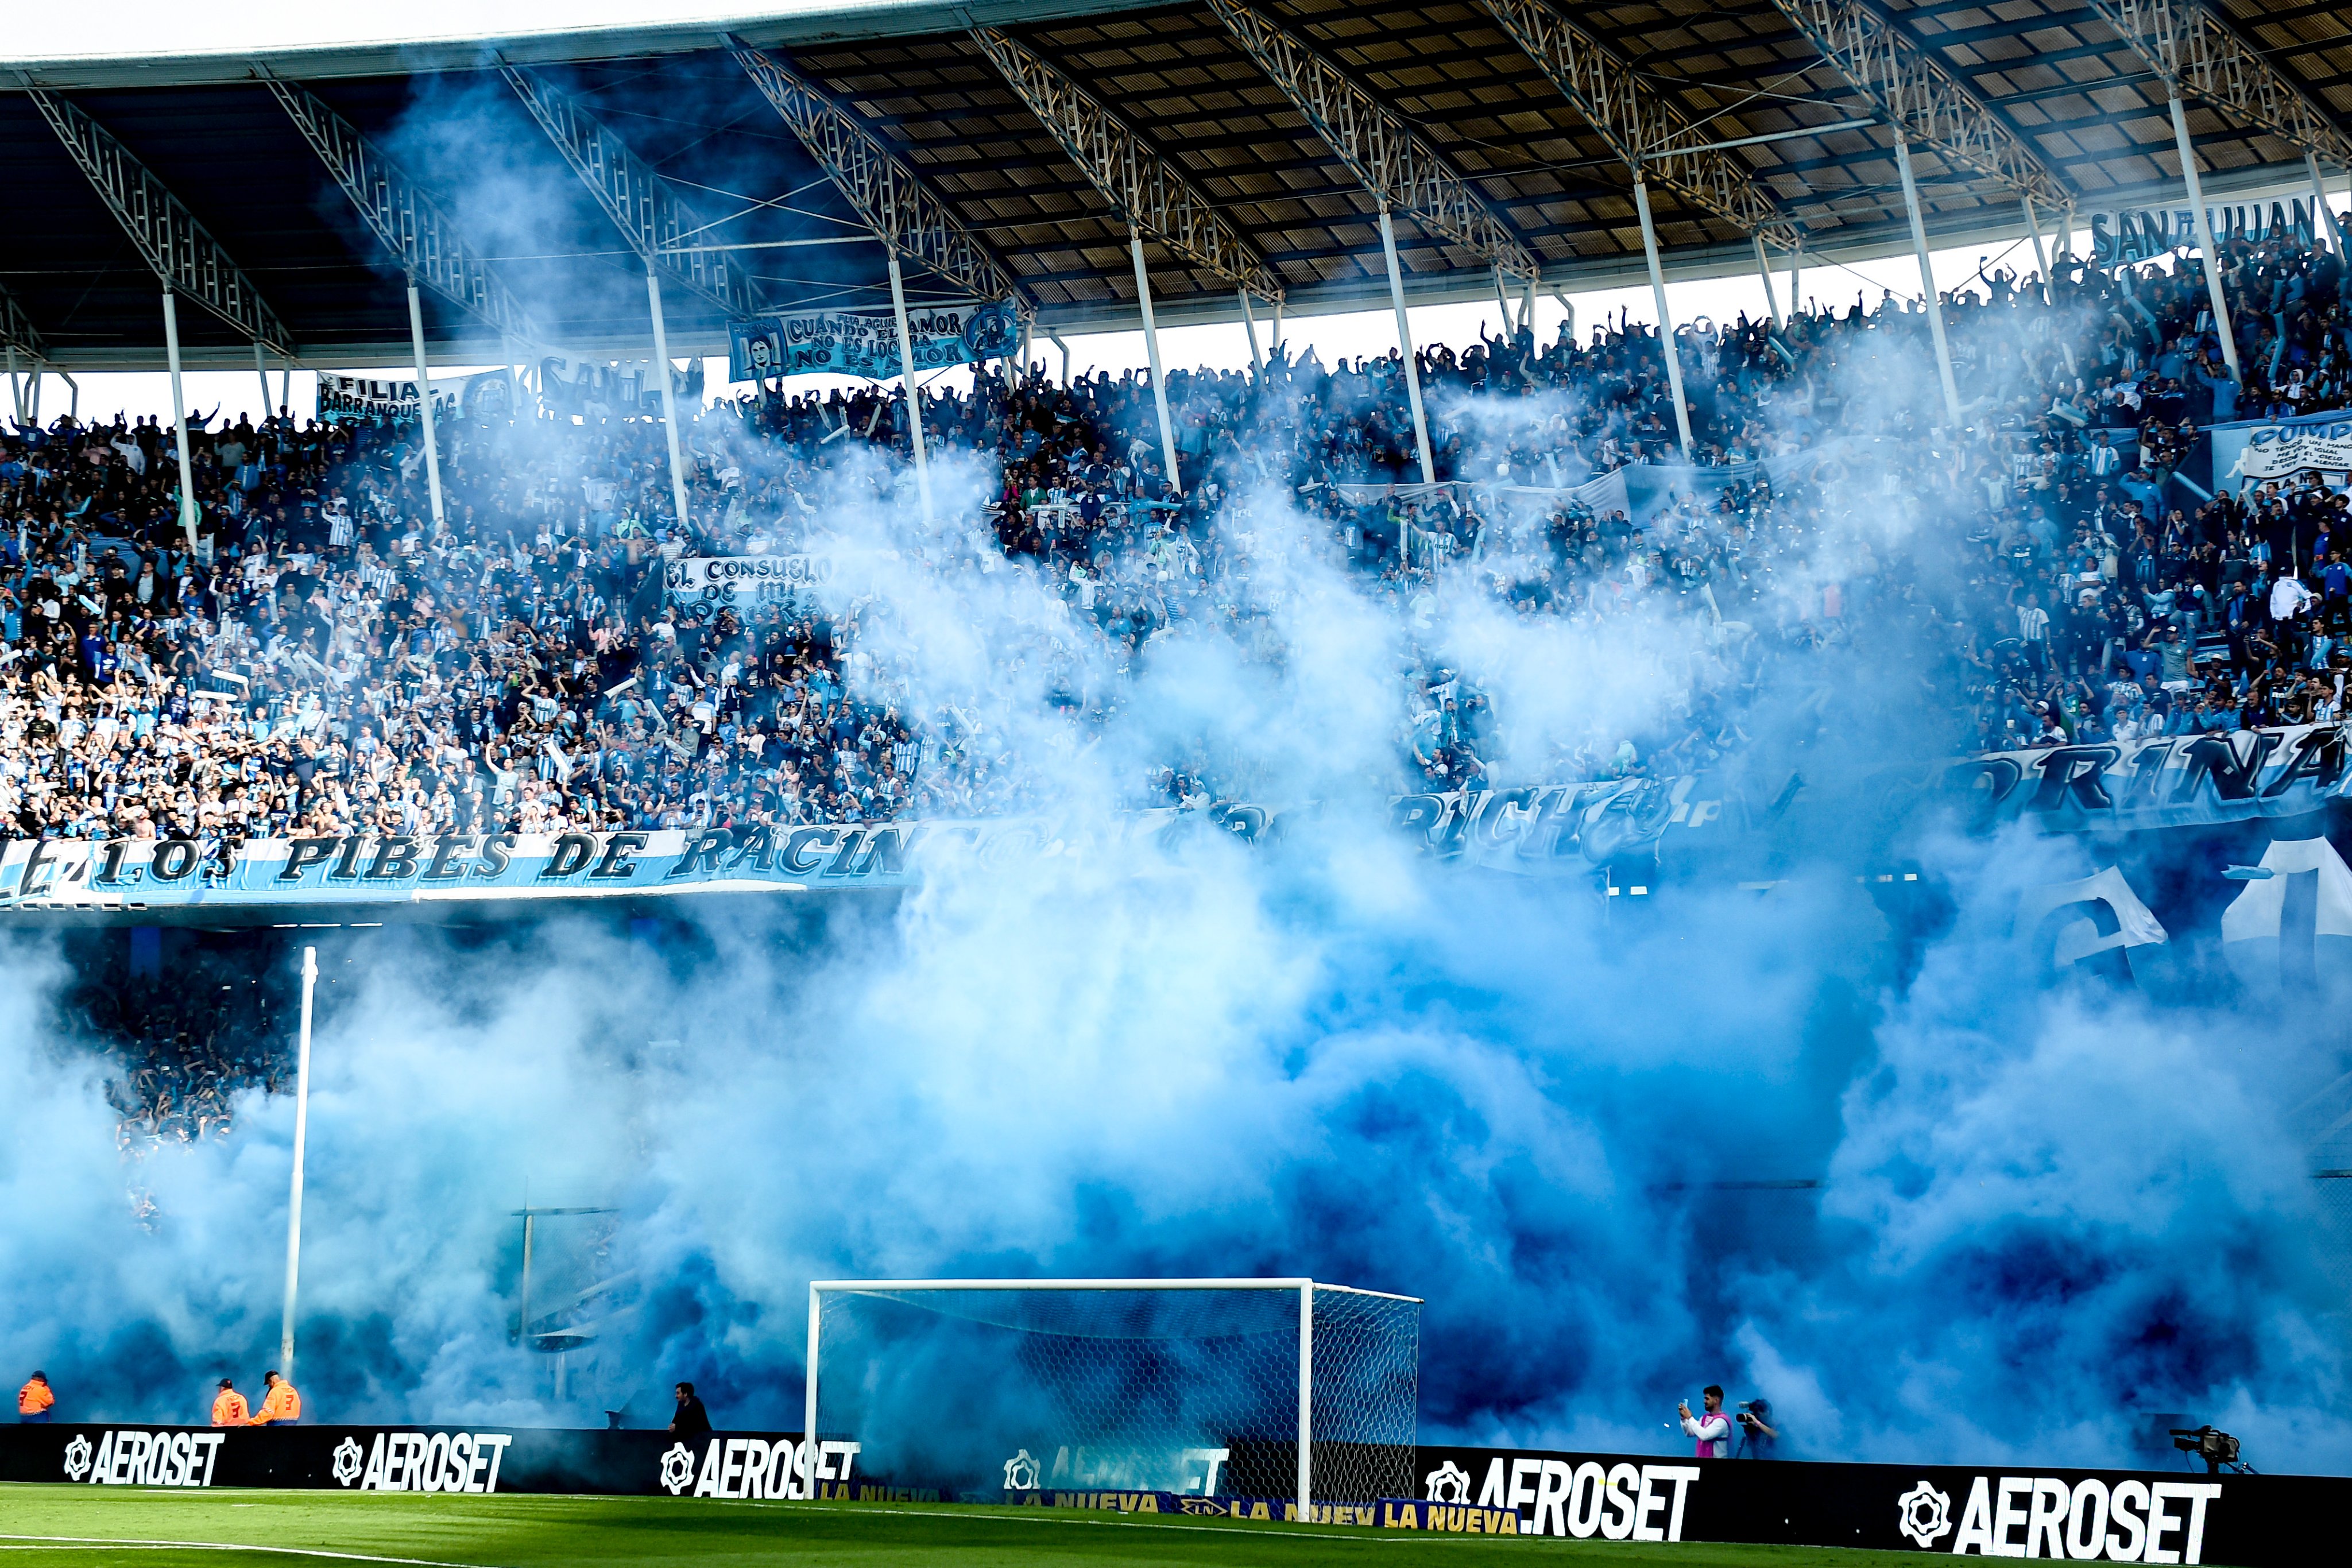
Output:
3 0 2350 369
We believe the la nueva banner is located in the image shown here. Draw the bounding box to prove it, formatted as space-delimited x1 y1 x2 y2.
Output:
728 300 1019 383
315 371 517 425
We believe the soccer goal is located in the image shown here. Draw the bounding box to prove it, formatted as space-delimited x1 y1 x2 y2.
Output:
804 1278 1419 1512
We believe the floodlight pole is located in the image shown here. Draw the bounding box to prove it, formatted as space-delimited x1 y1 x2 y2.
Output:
1631 170 1695 462
161 288 199 555
1894 137 1963 427
279 946 318 1382
1297 1281 1313 1517
646 266 693 531
2309 152 2346 254
886 245 934 523
1753 234 1784 328
405 276 446 528
1376 204 1437 487
804 1283 823 1500
1129 226 1182 497
2169 94 2242 384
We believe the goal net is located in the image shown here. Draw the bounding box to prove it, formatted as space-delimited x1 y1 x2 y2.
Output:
806 1278 1419 1509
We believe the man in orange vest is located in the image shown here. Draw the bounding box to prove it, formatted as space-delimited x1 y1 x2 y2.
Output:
17 1372 53 1423
210 1379 248 1426
247 1370 300 1426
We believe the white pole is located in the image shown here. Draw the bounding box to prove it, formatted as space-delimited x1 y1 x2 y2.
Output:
803 1284 822 1499
645 268 693 531
1376 204 1437 486
1491 261 1514 332
1295 1281 1313 1517
6 344 19 424
1894 137 1963 426
1129 226 1182 496
1271 298 1285 358
1786 234 1802 320
885 245 934 522
1632 172 1695 460
278 363 291 420
2170 95 2242 384
253 339 272 424
1519 272 1538 339
1237 289 1263 374
279 946 318 1381
161 289 200 555
1049 334 1071 388
2309 152 2346 253
1753 234 1783 328
405 277 446 528
2022 195 2051 298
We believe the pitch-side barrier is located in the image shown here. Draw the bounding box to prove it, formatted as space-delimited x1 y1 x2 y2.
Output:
0 1424 2328 1564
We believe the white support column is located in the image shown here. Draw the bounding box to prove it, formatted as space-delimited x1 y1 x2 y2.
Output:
278 363 291 420
2170 95 2242 383
1491 261 1515 333
1296 1282 1313 1517
2022 196 2052 299
27 363 39 426
1631 172 1695 461
278 947 318 1382
405 277 446 528
1894 137 1963 427
1238 289 1264 374
253 339 273 425
1019 315 1034 385
1753 234 1784 328
1377 204 1437 486
646 267 693 531
804 1284 822 1499
1786 235 1802 320
1129 227 1182 496
1520 272 1538 339
161 288 199 554
2310 152 2346 253
6 345 19 424
1050 334 1072 388
886 245 934 521
1271 298 1285 358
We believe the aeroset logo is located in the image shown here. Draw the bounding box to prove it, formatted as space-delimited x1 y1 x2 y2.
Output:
338 1431 513 1493
1898 1481 1953 1547
65 1430 225 1488
1897 1476 2225 1562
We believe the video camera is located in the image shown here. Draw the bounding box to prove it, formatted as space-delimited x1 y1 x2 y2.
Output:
2168 1425 2252 1474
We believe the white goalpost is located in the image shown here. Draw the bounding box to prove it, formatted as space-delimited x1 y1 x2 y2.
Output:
805 1277 1421 1515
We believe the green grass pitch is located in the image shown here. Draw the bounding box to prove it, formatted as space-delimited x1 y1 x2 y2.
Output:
0 1485 1939 1567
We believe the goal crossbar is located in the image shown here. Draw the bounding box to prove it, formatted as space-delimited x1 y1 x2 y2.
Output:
804 1277 1418 1513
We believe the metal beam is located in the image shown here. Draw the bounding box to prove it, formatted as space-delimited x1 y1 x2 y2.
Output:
968 26 1281 301
0 284 48 369
23 87 293 353
2088 0 2352 169
1480 0 1801 250
261 70 544 350
1760 0 2072 211
1205 0 1538 282
500 63 761 319
729 38 1031 311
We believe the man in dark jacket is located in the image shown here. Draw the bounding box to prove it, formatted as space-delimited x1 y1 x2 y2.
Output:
669 1382 711 1434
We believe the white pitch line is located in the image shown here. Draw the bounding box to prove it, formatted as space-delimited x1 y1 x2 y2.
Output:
0 1538 505 1568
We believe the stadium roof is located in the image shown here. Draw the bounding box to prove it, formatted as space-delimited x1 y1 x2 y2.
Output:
5 0 2350 372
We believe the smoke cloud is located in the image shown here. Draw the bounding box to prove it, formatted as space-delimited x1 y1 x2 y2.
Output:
3 114 2347 1480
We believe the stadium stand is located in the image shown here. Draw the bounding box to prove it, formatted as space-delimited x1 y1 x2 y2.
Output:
3 222 2351 857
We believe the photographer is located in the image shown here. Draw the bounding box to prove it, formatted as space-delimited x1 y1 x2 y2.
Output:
1736 1397 1779 1458
1678 1385 1733 1458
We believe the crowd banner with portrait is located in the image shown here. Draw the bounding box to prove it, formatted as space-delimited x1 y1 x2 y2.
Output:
315 371 517 425
728 300 1020 384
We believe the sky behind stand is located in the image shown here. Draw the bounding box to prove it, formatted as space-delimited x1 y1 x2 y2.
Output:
10 1 2074 420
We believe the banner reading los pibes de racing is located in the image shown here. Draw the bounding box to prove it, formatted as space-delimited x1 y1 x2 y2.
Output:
0 776 1724 916
728 300 1019 383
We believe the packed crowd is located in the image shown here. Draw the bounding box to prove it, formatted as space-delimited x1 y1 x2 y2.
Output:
53 937 295 1155
2 211 2350 854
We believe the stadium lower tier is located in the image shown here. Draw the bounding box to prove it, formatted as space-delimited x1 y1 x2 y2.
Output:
0 1422 2322 1562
